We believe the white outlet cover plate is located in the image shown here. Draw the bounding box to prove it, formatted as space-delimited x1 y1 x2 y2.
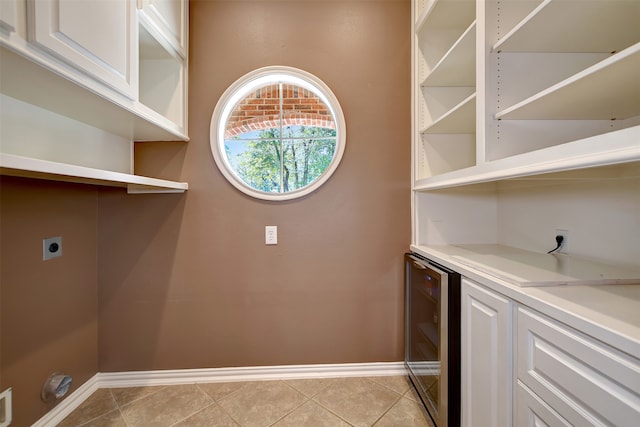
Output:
43 236 62 260
265 226 277 245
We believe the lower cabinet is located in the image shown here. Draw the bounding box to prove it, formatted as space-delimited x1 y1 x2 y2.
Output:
462 277 640 427
515 381 571 427
461 278 513 427
516 306 640 426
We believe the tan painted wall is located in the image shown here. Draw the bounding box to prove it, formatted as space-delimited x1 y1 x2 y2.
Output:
0 177 99 426
98 0 411 371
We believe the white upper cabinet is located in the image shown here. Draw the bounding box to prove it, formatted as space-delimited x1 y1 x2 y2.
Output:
138 0 187 58
28 0 138 99
0 0 188 142
0 0 18 32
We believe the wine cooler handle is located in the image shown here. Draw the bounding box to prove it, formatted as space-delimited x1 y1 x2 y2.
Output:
412 261 427 270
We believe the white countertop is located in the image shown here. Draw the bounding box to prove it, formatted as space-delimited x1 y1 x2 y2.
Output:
410 244 640 358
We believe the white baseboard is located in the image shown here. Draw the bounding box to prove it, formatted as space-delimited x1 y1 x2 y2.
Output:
32 374 100 427
99 361 408 388
33 362 406 425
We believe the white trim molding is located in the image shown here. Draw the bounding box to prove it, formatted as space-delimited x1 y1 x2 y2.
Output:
33 362 407 425
32 374 100 427
99 362 407 388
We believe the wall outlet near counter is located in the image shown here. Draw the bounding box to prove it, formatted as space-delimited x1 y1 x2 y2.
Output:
555 229 568 253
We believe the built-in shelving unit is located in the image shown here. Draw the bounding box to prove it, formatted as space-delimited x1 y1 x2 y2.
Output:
411 0 640 250
413 0 476 182
0 154 188 193
412 0 640 189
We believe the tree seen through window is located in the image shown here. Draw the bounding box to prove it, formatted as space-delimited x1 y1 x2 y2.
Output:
226 126 336 193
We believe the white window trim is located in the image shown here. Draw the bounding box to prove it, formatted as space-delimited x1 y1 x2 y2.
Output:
209 66 347 201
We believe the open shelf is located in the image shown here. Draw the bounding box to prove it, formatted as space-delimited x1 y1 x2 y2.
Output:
496 43 640 121
416 0 475 33
494 0 640 53
414 126 640 191
422 21 476 87
421 93 476 134
138 21 186 131
0 153 188 194
0 45 188 142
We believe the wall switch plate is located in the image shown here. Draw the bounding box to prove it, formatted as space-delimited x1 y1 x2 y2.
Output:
43 236 62 260
265 226 278 245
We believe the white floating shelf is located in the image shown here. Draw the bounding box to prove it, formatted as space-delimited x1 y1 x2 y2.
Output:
414 125 640 191
416 0 475 34
421 93 476 134
493 0 640 53
0 154 188 194
422 21 476 87
496 43 640 121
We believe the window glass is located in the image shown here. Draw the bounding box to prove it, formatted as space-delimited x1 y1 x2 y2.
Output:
210 67 346 201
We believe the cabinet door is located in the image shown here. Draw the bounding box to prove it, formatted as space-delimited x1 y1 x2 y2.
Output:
461 278 513 427
138 0 187 57
29 0 137 98
0 0 17 32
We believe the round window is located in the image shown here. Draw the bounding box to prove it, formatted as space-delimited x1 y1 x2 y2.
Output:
210 66 346 201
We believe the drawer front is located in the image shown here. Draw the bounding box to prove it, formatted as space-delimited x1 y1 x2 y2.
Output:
517 306 640 426
516 381 571 427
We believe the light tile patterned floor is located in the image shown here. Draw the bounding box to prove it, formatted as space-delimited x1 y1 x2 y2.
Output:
57 376 435 427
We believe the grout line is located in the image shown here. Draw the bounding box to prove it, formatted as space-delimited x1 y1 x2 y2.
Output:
165 384 216 427
369 391 404 426
71 389 120 427
112 384 168 409
310 397 356 427
265 388 310 427
109 389 132 427
166 401 218 427
205 380 251 404
365 375 412 396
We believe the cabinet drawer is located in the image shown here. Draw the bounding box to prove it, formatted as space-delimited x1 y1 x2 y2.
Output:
517 306 640 426
516 381 570 427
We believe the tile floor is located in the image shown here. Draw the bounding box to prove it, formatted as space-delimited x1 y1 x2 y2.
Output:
57 376 435 427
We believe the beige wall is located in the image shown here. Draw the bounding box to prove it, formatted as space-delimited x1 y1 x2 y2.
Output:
0 177 99 426
98 0 411 371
